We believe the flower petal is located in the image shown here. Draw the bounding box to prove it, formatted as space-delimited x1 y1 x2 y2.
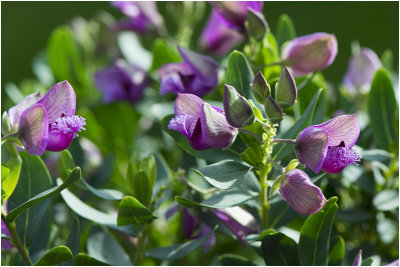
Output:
178 47 219 88
314 114 360 148
7 92 42 132
37 81 76 123
199 10 244 56
45 131 73 152
182 208 199 239
295 127 329 173
200 103 237 148
279 169 327 215
168 114 199 140
18 103 48 156
174 93 205 117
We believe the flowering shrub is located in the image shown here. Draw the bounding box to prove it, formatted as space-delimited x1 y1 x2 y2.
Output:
1 2 399 266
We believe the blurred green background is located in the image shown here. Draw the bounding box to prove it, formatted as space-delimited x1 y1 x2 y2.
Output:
2 1 398 92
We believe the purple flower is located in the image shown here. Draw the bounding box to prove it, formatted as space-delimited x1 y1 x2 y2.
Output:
94 59 151 103
158 47 219 97
7 81 86 156
210 1 264 30
279 169 327 215
1 201 13 250
112 1 163 34
199 10 244 56
343 47 382 94
168 94 237 150
387 259 399 266
295 114 361 174
352 249 362 266
182 208 199 239
213 207 259 244
282 32 338 77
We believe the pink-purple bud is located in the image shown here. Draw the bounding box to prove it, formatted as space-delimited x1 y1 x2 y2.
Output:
343 47 382 94
279 169 327 215
295 114 361 174
282 32 338 77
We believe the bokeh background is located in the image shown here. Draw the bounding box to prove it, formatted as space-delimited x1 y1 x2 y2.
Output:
2 1 399 92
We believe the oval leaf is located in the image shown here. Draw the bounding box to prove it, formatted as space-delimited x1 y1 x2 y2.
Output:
74 253 109 266
117 196 156 226
193 160 252 190
298 197 338 266
261 231 300 265
367 68 397 151
373 190 399 211
34 246 73 266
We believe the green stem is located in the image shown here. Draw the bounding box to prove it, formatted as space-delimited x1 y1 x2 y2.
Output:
1 212 33 266
272 139 296 145
134 224 149 266
1 133 19 143
259 164 272 229
238 128 263 142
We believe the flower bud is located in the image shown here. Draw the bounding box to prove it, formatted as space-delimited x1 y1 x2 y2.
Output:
223 85 255 128
275 67 297 108
246 8 269 41
343 47 382 94
264 96 284 124
279 169 327 215
282 32 338 77
352 250 362 266
251 71 271 104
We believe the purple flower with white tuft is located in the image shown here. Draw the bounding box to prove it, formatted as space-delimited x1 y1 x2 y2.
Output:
7 81 86 156
343 47 382 94
213 206 259 244
280 169 327 215
168 94 237 150
112 1 163 34
1 201 13 250
94 59 151 103
210 1 263 30
158 47 219 97
295 114 361 174
199 10 244 56
282 32 338 77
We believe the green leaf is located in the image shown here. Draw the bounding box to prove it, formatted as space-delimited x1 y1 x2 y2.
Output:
261 231 300 265
118 32 152 70
161 114 239 162
117 196 156 226
275 67 297 109
175 189 256 209
373 190 399 211
381 49 393 71
65 217 80 256
74 253 109 266
126 171 152 206
276 14 296 47
87 226 132 265
150 39 181 71
328 236 345 265
58 179 138 236
360 148 393 162
193 160 252 190
361 257 374 266
246 8 268 41
260 33 281 80
34 246 73 266
1 153 22 201
144 227 214 260
47 26 85 86
226 51 264 113
367 68 398 150
272 88 322 161
8 152 52 248
219 254 256 266
7 167 81 222
298 197 338 266
60 150 124 201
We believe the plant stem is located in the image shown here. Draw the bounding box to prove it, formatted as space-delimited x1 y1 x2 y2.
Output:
1 133 19 142
259 163 272 229
272 139 297 145
238 128 263 142
1 213 33 266
134 224 149 266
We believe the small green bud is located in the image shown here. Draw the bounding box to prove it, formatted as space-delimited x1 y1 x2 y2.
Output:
264 96 284 124
224 84 255 128
246 8 269 41
251 71 271 104
275 67 297 108
2 111 10 135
